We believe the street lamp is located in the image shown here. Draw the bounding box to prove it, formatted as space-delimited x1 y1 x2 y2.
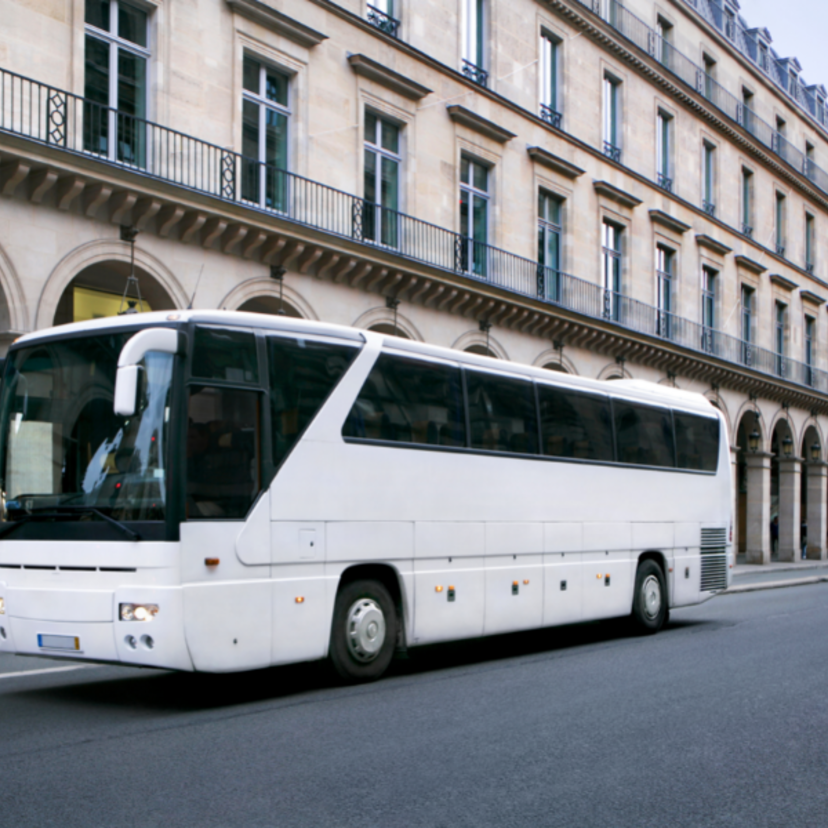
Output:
782 434 793 458
749 428 761 452
811 441 822 462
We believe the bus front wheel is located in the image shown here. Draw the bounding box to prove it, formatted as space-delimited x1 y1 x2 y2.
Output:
329 579 397 682
631 559 667 634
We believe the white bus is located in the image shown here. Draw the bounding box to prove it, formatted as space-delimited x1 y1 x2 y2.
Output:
0 311 731 681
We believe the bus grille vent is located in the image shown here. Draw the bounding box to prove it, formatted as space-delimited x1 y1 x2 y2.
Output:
700 527 727 591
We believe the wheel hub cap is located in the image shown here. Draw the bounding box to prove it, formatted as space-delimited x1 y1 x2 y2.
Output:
642 575 661 620
346 598 386 663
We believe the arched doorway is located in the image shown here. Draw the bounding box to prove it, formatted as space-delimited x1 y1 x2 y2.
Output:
771 418 798 562
542 362 568 373
54 261 176 326
368 323 409 338
464 344 497 357
801 425 825 560
238 296 303 318
736 410 770 564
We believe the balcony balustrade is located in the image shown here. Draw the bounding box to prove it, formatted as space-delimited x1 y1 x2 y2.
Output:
1 66 826 393
461 60 488 88
540 104 562 129
366 5 400 38
603 141 621 162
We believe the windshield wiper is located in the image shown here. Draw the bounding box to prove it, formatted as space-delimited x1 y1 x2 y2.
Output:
0 506 142 541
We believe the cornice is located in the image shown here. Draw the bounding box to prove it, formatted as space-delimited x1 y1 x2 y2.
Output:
801 289 826 306
225 0 328 47
347 54 432 100
446 105 516 143
527 146 585 178
769 273 799 291
593 180 642 208
735 254 768 275
649 209 691 234
695 234 733 256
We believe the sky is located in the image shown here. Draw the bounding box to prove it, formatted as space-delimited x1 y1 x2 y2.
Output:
739 0 828 89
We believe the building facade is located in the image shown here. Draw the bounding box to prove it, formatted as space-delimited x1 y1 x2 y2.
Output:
3 0 828 563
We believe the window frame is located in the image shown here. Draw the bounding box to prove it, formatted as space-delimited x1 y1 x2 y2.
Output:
459 155 490 277
656 110 672 191
363 110 402 249
602 74 621 161
538 190 563 302
540 31 561 126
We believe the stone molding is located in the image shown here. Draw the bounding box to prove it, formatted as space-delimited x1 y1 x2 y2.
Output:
695 234 732 256
734 254 768 275
225 0 328 47
446 106 516 143
769 273 799 291
348 54 432 100
648 209 691 234
526 147 585 178
801 289 826 305
593 180 642 209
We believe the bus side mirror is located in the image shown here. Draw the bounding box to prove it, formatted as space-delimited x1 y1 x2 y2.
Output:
114 328 183 417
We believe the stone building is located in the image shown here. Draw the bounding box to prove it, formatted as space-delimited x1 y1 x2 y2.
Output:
2 0 828 563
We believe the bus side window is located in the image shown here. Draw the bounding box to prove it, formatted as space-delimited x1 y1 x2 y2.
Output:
186 386 262 519
613 401 675 468
674 411 719 471
192 327 259 384
268 337 359 466
466 371 538 455
342 354 465 448
538 386 614 462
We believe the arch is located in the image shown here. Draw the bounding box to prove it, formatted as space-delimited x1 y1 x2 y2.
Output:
735 407 764 559
533 347 578 375
800 421 824 461
702 391 731 438
352 307 423 341
220 277 319 320
451 330 509 360
597 361 631 381
0 240 29 333
732 399 768 452
768 409 798 454
37 240 188 329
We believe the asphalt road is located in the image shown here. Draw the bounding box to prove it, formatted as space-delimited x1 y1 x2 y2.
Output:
2 585 828 828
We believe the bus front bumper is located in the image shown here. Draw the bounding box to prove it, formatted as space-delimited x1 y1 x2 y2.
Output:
0 583 194 671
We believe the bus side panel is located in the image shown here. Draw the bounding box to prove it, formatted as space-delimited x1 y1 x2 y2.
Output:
412 557 485 644
672 522 702 607
270 563 330 666
543 523 583 626
582 523 634 619
483 523 543 634
326 522 414 562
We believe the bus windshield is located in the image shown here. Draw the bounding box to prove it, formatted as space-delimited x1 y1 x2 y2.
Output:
0 332 173 524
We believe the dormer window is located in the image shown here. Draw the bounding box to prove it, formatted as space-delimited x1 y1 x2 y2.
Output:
758 43 769 72
724 8 736 40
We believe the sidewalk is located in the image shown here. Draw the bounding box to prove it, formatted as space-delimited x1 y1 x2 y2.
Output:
724 556 828 594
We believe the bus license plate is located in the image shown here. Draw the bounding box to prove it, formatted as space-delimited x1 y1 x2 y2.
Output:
38 634 80 651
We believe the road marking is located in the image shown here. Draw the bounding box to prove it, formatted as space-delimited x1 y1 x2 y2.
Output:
0 664 97 680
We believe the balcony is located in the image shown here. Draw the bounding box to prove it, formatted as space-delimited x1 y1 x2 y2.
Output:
540 104 562 129
461 60 488 88
657 172 672 192
703 200 716 216
1 66 826 395
603 141 621 162
366 5 400 38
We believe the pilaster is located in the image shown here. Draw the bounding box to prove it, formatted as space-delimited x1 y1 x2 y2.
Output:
745 452 772 565
805 461 828 561
777 457 802 562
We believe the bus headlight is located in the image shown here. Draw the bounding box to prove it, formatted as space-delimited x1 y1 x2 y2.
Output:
119 603 159 621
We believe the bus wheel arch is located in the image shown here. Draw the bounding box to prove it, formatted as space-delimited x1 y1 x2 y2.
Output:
632 553 668 634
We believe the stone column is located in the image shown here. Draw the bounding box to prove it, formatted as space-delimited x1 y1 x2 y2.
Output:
731 444 740 555
805 461 828 561
777 457 802 562
745 451 772 564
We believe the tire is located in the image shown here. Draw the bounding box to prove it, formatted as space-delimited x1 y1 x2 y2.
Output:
631 559 667 634
329 579 397 682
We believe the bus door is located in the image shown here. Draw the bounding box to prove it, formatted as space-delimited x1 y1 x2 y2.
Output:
180 328 273 672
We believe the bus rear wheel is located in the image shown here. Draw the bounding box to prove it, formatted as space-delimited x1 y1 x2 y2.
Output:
631 559 667 634
329 579 397 682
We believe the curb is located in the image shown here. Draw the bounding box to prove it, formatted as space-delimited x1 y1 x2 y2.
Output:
723 575 828 594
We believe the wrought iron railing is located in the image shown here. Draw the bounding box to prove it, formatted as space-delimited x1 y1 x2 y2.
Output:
1 65 827 392
461 59 488 87
657 172 672 192
703 200 716 216
603 141 621 162
366 5 400 38
540 104 562 129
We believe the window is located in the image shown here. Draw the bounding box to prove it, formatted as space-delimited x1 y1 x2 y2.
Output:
674 413 719 471
758 43 769 72
775 191 786 256
703 55 717 101
242 55 290 211
741 168 754 236
701 266 717 352
656 246 674 339
656 111 672 191
540 33 561 127
613 402 674 468
186 387 262 519
702 142 715 215
724 7 736 40
83 0 149 165
367 0 399 37
741 87 754 132
805 316 815 385
655 17 672 68
538 386 614 462
462 0 487 86
466 372 537 454
774 116 787 156
775 301 787 376
363 111 401 248
602 221 622 321
343 355 466 447
741 285 753 364
538 191 562 302
603 76 621 161
192 327 259 384
459 157 489 277
806 213 816 272
269 336 359 466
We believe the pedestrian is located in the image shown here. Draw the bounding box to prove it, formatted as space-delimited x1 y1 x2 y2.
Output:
771 515 779 554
